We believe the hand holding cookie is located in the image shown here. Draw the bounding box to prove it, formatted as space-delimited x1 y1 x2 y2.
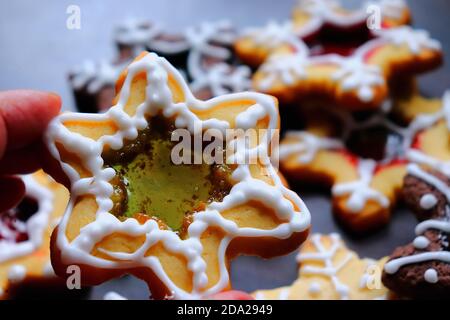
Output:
0 90 62 212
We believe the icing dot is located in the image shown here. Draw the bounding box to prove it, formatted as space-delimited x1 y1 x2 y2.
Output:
424 268 439 284
420 194 438 210
359 273 369 289
8 265 27 283
308 282 321 295
413 236 430 249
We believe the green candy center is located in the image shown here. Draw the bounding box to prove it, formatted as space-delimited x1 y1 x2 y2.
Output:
103 117 231 232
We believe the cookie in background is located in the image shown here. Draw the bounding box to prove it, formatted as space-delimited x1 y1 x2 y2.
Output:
253 233 390 300
0 171 69 299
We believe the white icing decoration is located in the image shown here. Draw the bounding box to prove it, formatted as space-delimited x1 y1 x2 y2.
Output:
280 101 402 214
0 175 54 263
255 24 440 102
373 26 441 55
294 0 406 38
189 63 251 97
359 272 369 289
104 291 128 300
247 21 294 48
308 281 321 295
407 150 450 178
114 18 162 49
280 91 450 213
247 0 433 99
424 268 439 284
114 18 190 54
333 159 389 213
46 52 311 300
257 51 309 91
384 164 450 276
113 19 251 98
279 131 343 163
296 233 353 300
413 236 430 249
71 60 126 94
298 0 366 29
8 265 27 283
277 288 290 300
71 20 249 107
331 58 384 102
384 98 450 280
359 259 378 289
184 21 234 80
420 194 438 210
244 0 406 55
244 20 307 52
254 233 384 300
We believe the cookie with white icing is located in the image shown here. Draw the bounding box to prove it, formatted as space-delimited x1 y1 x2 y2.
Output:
69 60 128 113
382 170 450 298
46 52 311 300
70 19 184 114
70 20 252 114
235 1 442 110
382 93 450 298
252 26 441 110
114 19 252 100
253 233 390 300
0 171 69 299
279 91 450 232
236 0 411 68
114 19 190 71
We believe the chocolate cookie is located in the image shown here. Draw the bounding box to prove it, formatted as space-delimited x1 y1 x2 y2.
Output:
383 169 450 298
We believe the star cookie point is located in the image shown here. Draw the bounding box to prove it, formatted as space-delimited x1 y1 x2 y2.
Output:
253 233 390 300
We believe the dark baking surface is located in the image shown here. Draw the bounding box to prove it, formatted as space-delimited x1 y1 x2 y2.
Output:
0 0 449 299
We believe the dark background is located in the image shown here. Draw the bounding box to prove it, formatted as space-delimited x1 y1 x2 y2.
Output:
0 0 449 299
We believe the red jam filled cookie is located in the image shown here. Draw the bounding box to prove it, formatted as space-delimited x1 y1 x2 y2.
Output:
0 171 68 299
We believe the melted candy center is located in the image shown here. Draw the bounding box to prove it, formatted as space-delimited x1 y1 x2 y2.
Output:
103 117 232 233
346 123 403 161
307 24 374 57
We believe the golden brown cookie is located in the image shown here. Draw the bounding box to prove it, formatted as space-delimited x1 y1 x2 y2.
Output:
236 0 411 68
0 171 68 299
253 233 390 300
46 51 311 299
279 91 450 232
292 0 411 32
251 26 441 110
235 1 441 110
